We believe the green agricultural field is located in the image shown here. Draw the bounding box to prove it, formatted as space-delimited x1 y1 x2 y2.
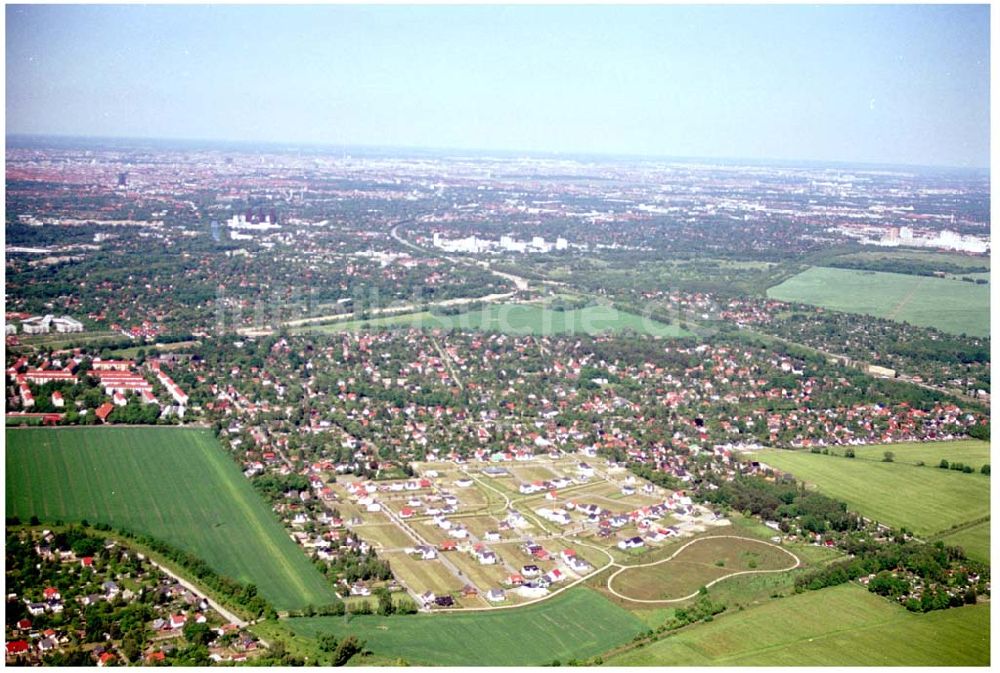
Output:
938 520 991 564
766 266 989 336
281 587 645 666
606 584 989 666
850 439 990 470
832 249 991 270
301 303 689 337
5 427 339 611
754 448 990 536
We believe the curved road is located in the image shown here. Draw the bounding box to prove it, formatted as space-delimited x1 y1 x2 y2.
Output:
605 535 801 604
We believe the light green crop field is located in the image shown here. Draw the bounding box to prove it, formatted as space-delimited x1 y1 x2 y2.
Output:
755 448 990 536
606 584 989 666
849 439 990 469
5 427 339 611
301 303 689 337
766 266 989 336
833 249 991 270
938 520 991 564
282 587 645 666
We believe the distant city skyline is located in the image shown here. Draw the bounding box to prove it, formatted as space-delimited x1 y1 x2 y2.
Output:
6 4 991 168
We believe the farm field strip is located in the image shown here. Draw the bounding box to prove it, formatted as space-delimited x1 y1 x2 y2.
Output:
5 427 339 611
283 587 645 666
754 448 991 536
936 520 991 564
766 266 989 336
848 439 990 468
605 584 989 666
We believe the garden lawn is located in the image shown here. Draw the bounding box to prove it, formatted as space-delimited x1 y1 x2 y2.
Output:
766 266 989 336
755 449 990 536
5 427 339 611
606 583 989 666
283 587 644 666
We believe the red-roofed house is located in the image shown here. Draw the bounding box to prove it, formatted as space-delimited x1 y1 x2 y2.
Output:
6 640 30 656
95 403 115 423
51 391 64 408
98 652 116 667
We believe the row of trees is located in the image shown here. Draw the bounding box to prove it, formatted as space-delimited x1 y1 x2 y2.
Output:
113 527 281 620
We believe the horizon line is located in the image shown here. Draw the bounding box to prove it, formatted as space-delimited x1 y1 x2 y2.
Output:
5 131 991 174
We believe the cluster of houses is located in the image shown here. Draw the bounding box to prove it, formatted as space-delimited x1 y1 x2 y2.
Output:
5 354 191 422
8 313 84 335
6 530 264 666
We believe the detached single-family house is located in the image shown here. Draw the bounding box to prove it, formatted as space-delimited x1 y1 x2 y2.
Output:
485 588 506 603
545 568 566 584
476 549 498 565
617 536 645 550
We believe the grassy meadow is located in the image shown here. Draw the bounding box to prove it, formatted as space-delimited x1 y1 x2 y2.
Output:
5 427 339 611
610 536 796 601
279 587 644 666
299 303 689 337
937 520 991 564
767 266 989 336
754 447 990 536
849 439 990 470
605 584 989 666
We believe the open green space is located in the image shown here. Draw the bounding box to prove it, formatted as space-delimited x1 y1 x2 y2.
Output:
754 448 990 536
766 266 989 336
832 249 990 270
281 587 645 666
300 303 689 337
611 537 796 601
5 427 339 611
6 416 44 426
849 439 990 469
606 583 989 666
937 520 991 564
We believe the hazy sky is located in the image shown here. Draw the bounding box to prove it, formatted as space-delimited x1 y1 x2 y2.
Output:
5 4 990 167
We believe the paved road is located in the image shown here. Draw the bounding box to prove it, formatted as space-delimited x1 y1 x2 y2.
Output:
146 558 250 629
